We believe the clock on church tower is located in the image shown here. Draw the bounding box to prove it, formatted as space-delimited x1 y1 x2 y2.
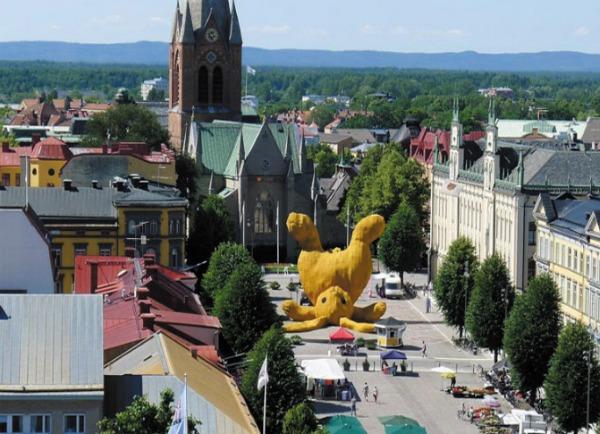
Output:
168 0 243 151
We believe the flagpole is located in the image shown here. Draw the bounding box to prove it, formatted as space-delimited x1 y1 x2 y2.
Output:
184 373 188 434
262 362 267 434
276 201 280 266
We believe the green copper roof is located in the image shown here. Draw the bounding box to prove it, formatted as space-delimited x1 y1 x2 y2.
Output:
196 122 301 177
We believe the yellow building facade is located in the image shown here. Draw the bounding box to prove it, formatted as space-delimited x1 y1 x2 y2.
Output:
533 194 600 339
0 182 187 293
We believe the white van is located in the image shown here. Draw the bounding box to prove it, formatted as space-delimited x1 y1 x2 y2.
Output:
384 274 403 299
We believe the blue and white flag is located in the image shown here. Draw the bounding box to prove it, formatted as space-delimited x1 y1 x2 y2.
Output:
167 381 187 434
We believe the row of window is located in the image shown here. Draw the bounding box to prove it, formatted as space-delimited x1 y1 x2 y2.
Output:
0 414 84 433
551 271 584 311
0 173 20 187
52 243 113 267
536 233 600 281
126 218 184 236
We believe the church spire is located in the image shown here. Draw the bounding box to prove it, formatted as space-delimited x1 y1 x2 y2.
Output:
229 0 242 45
488 97 496 127
171 1 181 42
452 97 460 123
179 0 195 44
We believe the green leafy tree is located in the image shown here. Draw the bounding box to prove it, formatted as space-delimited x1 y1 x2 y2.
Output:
503 274 561 404
544 322 600 433
175 153 199 200
465 253 514 362
282 402 319 434
307 144 337 178
83 103 169 150
341 143 429 226
147 88 166 102
187 195 235 272
97 389 200 434
201 242 254 307
379 201 425 287
434 237 478 338
213 262 279 353
241 327 306 434
308 104 337 131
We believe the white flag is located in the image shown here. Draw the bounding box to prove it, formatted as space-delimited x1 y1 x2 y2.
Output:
247 66 257 76
167 381 187 434
257 356 269 390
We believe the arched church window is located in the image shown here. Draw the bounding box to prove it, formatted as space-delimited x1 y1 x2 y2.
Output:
213 66 224 104
173 52 180 105
198 66 209 104
254 192 274 234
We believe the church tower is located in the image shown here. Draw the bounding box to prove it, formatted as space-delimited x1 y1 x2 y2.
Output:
169 0 243 150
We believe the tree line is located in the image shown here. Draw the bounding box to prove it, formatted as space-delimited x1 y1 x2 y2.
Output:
434 237 600 433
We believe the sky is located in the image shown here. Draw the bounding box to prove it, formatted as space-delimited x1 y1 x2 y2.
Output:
1 0 600 53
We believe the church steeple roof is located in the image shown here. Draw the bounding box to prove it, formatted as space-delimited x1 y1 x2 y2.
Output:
229 0 242 45
171 1 181 42
188 0 232 36
179 0 195 44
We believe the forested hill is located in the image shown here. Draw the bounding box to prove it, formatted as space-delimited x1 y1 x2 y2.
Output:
2 41 600 71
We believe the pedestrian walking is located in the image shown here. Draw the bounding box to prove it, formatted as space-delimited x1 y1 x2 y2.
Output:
350 396 357 416
372 386 378 403
450 376 457 388
421 341 427 358
363 382 369 401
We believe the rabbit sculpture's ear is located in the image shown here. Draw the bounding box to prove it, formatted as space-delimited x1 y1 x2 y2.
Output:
351 214 385 244
286 212 323 252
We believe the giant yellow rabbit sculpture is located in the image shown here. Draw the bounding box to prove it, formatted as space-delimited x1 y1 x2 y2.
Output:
282 212 387 333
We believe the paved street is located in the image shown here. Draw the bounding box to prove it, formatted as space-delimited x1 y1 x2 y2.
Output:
266 271 509 434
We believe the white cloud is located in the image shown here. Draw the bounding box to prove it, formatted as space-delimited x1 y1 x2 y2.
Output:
92 15 123 26
246 25 291 35
574 26 591 36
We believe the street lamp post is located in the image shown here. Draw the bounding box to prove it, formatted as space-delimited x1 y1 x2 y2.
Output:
463 261 470 340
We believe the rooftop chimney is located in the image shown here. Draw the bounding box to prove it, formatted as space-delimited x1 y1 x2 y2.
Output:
90 261 98 292
1 142 9 152
138 299 152 314
124 247 136 258
140 313 156 330
131 175 141 188
143 253 156 266
91 180 99 189
101 143 108 154
63 179 72 191
136 287 150 300
139 180 149 191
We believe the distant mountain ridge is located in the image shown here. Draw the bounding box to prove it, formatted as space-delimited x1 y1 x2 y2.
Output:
2 41 600 72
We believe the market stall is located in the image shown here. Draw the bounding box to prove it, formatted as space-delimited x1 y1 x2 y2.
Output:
380 350 407 375
330 327 357 356
301 358 350 400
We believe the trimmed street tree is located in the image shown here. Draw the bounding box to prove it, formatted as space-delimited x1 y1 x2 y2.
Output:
434 237 478 338
187 195 235 270
545 322 600 433
465 253 514 362
282 402 319 434
241 327 306 434
503 274 561 404
213 262 280 353
379 201 425 287
201 242 254 308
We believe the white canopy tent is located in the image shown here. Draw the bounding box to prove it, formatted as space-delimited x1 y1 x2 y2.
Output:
301 358 346 381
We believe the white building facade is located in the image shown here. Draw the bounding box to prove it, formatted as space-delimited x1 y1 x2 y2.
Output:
141 77 168 101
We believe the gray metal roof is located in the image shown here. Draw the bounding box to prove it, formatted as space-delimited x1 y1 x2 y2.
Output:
0 295 104 391
543 196 600 238
0 185 186 220
582 117 600 145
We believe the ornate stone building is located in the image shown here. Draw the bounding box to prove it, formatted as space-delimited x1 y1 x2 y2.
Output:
169 0 242 150
431 102 600 292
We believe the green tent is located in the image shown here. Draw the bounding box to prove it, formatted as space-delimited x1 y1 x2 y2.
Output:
378 415 427 434
384 425 427 434
325 415 367 434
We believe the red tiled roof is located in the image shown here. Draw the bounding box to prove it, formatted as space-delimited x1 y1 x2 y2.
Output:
410 128 485 165
74 255 217 360
31 137 73 160
0 145 32 167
